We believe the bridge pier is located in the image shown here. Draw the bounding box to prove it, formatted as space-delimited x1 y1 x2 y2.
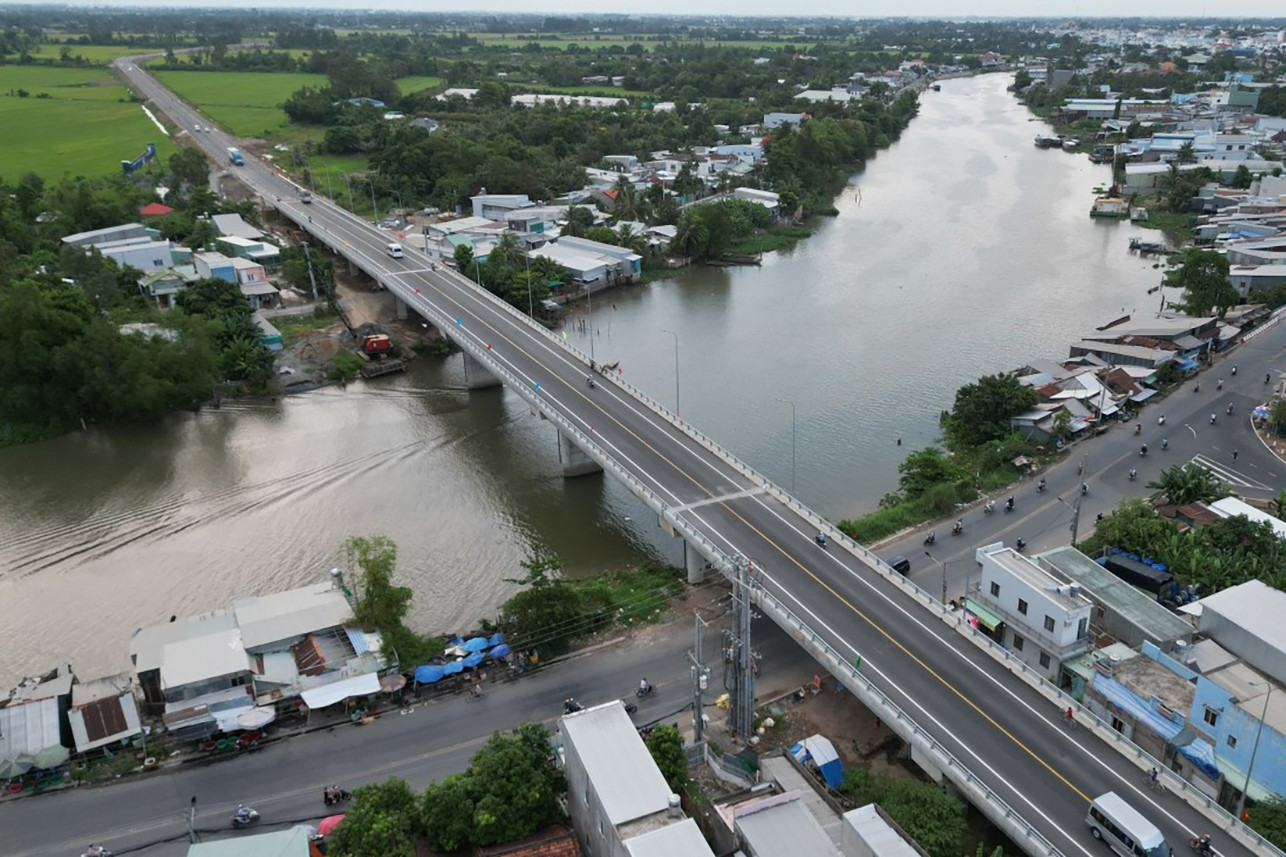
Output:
557 430 603 478
462 353 502 390
684 540 708 585
395 297 409 321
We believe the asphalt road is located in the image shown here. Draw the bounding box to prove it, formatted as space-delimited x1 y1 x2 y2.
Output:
886 323 1286 604
90 58 1280 857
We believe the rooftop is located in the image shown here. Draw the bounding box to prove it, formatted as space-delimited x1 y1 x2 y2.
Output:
186 827 312 857
1112 651 1195 715
1196 579 1286 658
233 581 353 650
987 548 1091 611
842 805 922 857
561 701 672 826
623 818 715 857
1204 663 1286 734
735 792 839 857
130 608 238 674
161 628 252 690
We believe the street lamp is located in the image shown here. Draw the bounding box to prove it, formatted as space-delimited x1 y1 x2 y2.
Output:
1237 679 1275 819
660 329 680 416
342 173 355 211
924 551 948 606
391 189 404 216
776 397 797 493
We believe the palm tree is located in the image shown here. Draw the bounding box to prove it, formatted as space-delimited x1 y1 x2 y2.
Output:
671 212 708 259
1147 463 1229 506
612 175 638 221
615 223 648 256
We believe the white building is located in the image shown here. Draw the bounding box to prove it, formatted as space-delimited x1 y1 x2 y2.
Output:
560 700 714 857
975 544 1093 681
471 193 533 221
840 804 921 857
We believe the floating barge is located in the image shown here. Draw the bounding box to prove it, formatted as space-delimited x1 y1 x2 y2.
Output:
1129 237 1176 255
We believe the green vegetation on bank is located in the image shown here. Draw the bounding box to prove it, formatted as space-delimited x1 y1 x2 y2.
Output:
839 373 1041 543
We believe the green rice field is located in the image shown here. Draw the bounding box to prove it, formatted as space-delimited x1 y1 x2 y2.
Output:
0 65 177 178
152 70 327 137
2 44 156 64
394 75 443 94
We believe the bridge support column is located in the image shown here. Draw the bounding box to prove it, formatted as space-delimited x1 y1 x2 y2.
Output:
684 540 707 585
462 353 502 390
395 297 408 321
557 430 602 478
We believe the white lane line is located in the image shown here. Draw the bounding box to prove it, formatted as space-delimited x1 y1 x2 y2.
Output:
1189 454 1269 489
670 487 767 512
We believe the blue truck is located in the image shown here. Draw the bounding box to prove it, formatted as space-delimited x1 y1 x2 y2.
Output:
227 147 244 166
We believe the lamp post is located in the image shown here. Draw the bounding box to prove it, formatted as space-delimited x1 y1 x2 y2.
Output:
924 551 948 606
322 167 334 200
587 282 596 363
342 173 355 211
391 190 404 217
525 251 534 318
776 397 797 493
1237 680 1275 819
661 328 680 416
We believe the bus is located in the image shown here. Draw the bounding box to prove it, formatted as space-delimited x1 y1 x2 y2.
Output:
1087 792 1170 857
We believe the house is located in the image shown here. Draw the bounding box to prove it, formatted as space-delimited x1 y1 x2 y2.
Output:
732 187 781 217
471 192 533 221
511 93 627 108
210 213 264 242
1 666 75 765
556 235 642 282
67 673 143 755
559 700 715 857
62 223 150 247
603 155 639 171
253 313 283 352
840 804 921 857
186 827 316 857
726 789 841 857
763 112 807 130
193 251 238 283
974 543 1093 682
215 235 280 270
138 268 195 309
410 117 440 133
795 89 858 104
128 577 385 723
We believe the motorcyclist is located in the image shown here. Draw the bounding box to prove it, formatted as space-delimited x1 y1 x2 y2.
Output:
1210 413 1217 425
639 678 653 694
984 499 995 513
1217 378 1224 390
1158 414 1166 426
815 531 827 547
1015 538 1026 551
1227 403 1234 415
1006 496 1015 511
1129 468 1137 481
1037 478 1046 493
1232 365 1238 376
1140 444 1148 456
1196 834 1213 857
235 805 253 823
586 376 595 388
1081 482 1088 496
924 529 936 544
952 519 963 534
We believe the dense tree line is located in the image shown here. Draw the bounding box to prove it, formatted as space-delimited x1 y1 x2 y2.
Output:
0 168 274 446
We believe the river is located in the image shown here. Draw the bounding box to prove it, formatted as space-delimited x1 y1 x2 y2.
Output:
0 73 1163 687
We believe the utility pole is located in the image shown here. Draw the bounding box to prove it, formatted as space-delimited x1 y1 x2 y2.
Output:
1070 452 1087 547
685 613 711 743
727 557 757 740
301 242 319 303
188 796 200 844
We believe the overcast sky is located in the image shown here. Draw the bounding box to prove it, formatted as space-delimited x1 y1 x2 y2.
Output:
25 0 1286 17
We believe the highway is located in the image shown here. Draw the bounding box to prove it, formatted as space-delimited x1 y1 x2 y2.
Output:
104 57 1273 857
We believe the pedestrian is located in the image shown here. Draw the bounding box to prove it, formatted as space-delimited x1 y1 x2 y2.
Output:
897 437 902 446
1233 449 1239 461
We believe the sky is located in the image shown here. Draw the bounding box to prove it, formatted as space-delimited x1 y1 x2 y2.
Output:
19 0 1286 16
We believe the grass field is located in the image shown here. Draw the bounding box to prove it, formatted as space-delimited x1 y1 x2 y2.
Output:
469 33 826 51
532 83 652 98
152 70 326 138
0 66 177 178
2 44 156 64
395 75 443 94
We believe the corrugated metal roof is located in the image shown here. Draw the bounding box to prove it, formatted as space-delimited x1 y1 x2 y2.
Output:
161 629 252 690
842 805 919 857
233 582 353 651
129 609 238 674
736 795 838 857
0 696 63 757
624 818 715 857
187 827 312 857
561 701 672 825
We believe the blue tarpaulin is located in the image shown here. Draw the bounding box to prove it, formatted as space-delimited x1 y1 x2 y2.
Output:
461 637 490 653
414 665 445 684
462 651 485 669
490 643 512 659
488 633 506 647
443 660 465 676
790 734 844 789
1091 674 1219 779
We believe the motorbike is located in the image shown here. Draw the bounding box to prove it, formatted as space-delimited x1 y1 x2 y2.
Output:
815 532 828 549
1080 483 1088 496
586 376 595 389
324 787 352 807
1128 469 1137 481
1133 423 1142 436
1161 438 1169 450
951 522 963 536
1189 836 1213 857
1037 480 1046 493
1210 414 1217 425
983 500 995 514
923 531 936 545
1015 538 1026 553
1004 498 1015 513
82 848 113 857
231 806 260 829
1140 444 1148 457
1231 365 1238 376
636 683 656 698
563 698 583 714
1227 404 1234 416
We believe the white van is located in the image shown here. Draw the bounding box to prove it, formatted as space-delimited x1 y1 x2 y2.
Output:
1087 792 1170 857
386 242 404 259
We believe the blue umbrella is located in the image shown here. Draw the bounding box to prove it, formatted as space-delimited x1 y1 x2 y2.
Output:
488 632 506 647
414 664 445 684
490 643 512 659
461 637 490 653
442 660 465 676
462 651 485 669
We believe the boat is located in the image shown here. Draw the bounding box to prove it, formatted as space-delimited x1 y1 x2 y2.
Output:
1062 139 1079 152
1090 196 1129 218
1129 207 1149 222
931 83 941 92
1034 135 1062 149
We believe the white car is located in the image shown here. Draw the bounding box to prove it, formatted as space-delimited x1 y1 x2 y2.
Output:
193 124 202 133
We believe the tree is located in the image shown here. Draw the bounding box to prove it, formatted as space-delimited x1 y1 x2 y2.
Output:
562 205 593 238
497 544 586 652
1163 249 1237 317
897 447 967 501
328 778 419 857
454 243 475 279
1176 142 1196 164
943 373 1039 450
345 535 411 631
420 774 475 852
645 724 689 792
467 727 564 846
1229 164 1253 190
1245 796 1286 850
1147 463 1229 506
168 146 209 189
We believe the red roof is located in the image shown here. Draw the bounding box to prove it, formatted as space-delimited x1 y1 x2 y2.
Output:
139 202 174 216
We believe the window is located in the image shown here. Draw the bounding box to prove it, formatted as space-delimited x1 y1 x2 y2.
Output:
1017 598 1028 615
1077 617 1088 638
1227 734 1237 749
1013 635 1024 651
1204 707 1220 728
990 582 1000 597
1044 615 1056 632
1111 715 1125 732
1039 652 1051 669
